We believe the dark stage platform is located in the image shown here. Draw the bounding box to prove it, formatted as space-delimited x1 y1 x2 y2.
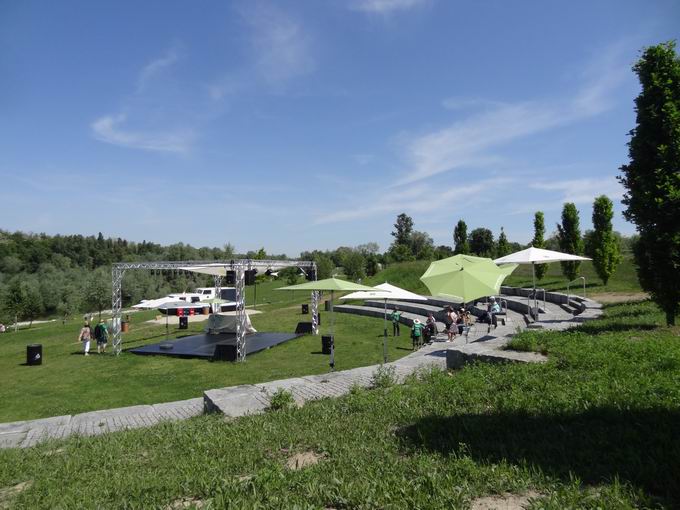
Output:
128 332 301 361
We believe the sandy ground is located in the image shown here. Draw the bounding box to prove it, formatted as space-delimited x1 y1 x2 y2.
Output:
589 292 649 304
145 310 262 326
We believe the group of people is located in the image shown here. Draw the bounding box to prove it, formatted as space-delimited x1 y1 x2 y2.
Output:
78 319 110 356
389 296 504 350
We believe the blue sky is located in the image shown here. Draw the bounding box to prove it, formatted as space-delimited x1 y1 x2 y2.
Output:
1 0 678 256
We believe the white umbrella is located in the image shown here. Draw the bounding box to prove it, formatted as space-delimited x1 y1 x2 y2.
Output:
494 247 591 309
341 283 427 363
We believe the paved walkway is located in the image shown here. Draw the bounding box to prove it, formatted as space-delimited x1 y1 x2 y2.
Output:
0 296 602 449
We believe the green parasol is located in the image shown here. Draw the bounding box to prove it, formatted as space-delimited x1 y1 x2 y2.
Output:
276 278 376 370
420 255 518 304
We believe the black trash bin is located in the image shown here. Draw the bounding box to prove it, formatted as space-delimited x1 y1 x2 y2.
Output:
179 316 189 329
301 303 309 314
27 344 42 366
324 300 331 311
322 335 334 355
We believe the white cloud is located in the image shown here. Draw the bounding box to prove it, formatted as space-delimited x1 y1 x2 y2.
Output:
398 45 631 185
350 0 428 14
239 3 313 86
530 176 624 205
137 47 181 92
314 177 511 224
91 114 194 153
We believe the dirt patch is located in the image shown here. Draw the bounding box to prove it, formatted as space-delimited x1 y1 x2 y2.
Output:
589 292 649 304
471 490 542 510
285 451 326 470
165 496 206 509
0 480 33 509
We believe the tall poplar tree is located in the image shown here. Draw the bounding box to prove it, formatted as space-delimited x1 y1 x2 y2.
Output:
556 203 583 281
591 195 621 285
532 212 548 280
453 220 470 254
619 41 680 325
496 227 510 257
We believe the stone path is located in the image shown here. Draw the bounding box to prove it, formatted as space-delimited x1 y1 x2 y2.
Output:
0 295 603 449
0 399 203 449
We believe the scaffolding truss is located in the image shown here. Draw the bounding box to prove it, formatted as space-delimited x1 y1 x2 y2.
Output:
111 259 317 359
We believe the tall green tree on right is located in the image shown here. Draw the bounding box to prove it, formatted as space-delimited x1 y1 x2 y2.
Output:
453 220 470 254
591 195 621 285
619 41 680 325
532 212 548 281
556 203 583 281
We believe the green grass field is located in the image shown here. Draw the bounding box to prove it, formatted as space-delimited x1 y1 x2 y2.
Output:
0 306 412 423
0 257 642 423
1 299 678 509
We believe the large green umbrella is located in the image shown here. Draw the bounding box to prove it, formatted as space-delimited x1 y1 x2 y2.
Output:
276 278 375 370
420 255 518 303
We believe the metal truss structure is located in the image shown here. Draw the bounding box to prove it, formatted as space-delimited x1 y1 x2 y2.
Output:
111 259 317 359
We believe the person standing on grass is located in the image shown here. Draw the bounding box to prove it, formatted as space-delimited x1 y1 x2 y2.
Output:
390 307 402 337
78 322 92 356
94 319 108 354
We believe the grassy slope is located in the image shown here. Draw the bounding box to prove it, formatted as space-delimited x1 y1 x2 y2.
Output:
0 305 414 423
0 300 678 508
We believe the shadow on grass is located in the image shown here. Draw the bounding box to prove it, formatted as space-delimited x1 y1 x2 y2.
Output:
398 407 680 507
576 322 658 335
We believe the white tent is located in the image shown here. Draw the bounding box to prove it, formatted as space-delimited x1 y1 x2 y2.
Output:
340 283 427 363
494 247 591 303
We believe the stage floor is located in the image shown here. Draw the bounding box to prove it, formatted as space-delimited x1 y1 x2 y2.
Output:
128 332 301 360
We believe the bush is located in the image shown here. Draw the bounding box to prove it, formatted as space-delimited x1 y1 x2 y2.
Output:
370 364 398 389
268 388 296 411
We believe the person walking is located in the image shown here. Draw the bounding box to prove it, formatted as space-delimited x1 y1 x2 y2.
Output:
94 319 109 354
78 322 92 356
390 307 402 337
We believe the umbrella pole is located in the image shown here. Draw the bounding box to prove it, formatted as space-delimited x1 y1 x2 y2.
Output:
329 290 335 372
383 298 388 364
532 263 536 318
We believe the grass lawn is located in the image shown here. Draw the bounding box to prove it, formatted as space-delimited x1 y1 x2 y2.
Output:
0 300 678 508
0 306 413 423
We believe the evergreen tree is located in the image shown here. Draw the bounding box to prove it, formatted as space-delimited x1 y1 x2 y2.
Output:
556 203 584 281
532 212 548 280
591 195 621 285
453 220 470 254
468 228 495 257
496 227 510 257
619 41 680 325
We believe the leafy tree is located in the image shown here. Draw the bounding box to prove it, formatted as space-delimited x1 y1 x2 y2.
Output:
556 203 584 281
3 279 26 330
434 245 454 260
410 230 435 260
313 253 334 280
84 268 112 319
496 227 510 257
532 212 548 280
591 195 622 285
468 228 494 257
356 242 380 255
22 282 44 327
388 243 415 263
365 254 380 277
453 220 470 254
391 213 414 246
279 267 300 285
619 41 680 325
343 251 366 281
